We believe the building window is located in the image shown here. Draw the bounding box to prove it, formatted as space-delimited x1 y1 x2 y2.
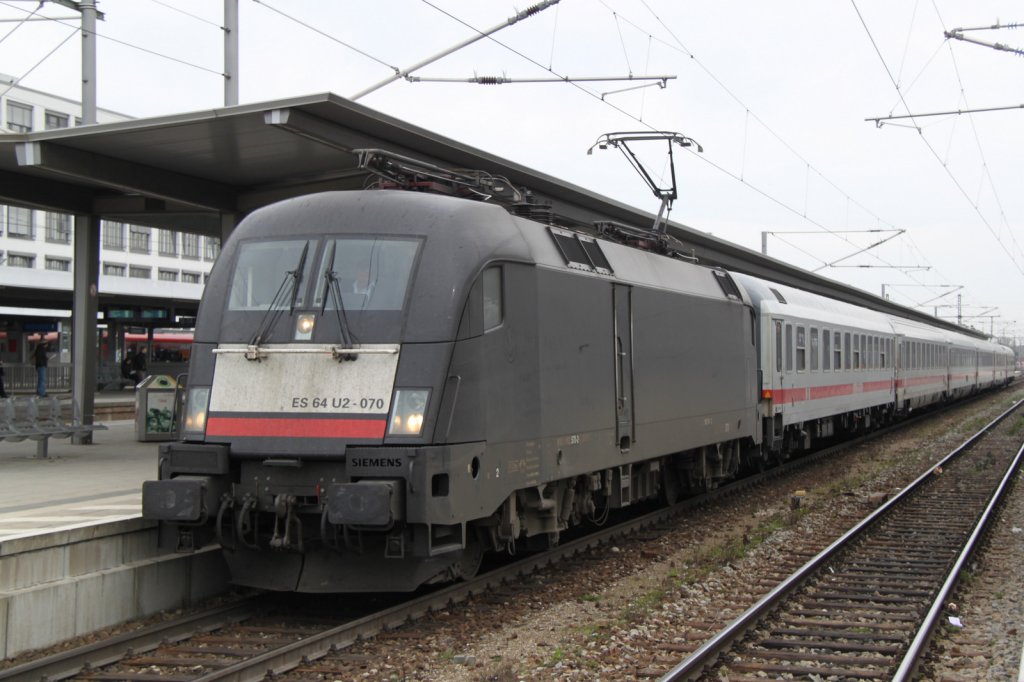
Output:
103 262 126 277
129 225 151 253
45 212 71 243
182 271 201 284
6 101 33 133
45 256 71 272
45 110 69 129
129 265 151 279
8 253 34 268
158 230 178 256
182 233 200 259
158 269 178 282
203 236 221 261
102 221 126 250
7 206 34 239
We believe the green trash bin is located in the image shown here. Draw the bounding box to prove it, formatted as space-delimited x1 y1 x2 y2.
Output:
135 375 181 442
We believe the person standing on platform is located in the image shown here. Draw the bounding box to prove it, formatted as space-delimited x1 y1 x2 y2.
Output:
0 359 7 398
34 339 50 397
132 346 148 385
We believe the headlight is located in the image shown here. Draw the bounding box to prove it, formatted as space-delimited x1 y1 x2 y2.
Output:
183 386 211 437
295 313 315 340
388 389 430 436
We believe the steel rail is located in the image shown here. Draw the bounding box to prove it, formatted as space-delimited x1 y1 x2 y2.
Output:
0 598 261 682
893 437 1024 680
659 398 1024 681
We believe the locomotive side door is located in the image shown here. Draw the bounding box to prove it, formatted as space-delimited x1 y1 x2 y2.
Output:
613 284 634 451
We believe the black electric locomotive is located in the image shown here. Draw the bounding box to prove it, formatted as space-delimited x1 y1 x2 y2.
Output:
143 180 1013 593
143 187 765 592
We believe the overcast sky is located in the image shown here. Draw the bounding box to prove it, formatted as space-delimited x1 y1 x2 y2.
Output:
2 0 1021 340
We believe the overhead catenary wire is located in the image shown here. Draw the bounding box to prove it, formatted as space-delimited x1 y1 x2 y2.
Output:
0 0 223 76
630 0 922 270
0 23 77 101
250 0 399 74
854 0 1024 280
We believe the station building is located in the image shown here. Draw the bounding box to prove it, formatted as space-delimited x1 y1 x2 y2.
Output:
0 76 217 391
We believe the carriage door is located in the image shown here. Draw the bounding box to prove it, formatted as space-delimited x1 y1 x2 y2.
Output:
613 284 634 451
770 318 786 416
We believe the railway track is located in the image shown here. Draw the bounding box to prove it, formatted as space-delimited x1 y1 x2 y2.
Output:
662 398 1024 681
3 393 1014 681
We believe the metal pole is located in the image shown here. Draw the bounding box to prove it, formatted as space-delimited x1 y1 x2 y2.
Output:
80 0 97 124
71 214 100 443
224 0 239 105
761 231 768 255
350 0 559 101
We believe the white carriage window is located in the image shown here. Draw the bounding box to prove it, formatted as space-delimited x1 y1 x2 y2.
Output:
853 334 860 370
796 326 806 372
786 323 794 372
880 338 887 368
844 333 851 370
834 330 842 370
823 330 831 371
810 328 819 371
483 266 503 331
775 321 783 372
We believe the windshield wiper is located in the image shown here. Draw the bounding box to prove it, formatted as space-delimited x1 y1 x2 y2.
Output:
319 240 358 361
249 240 309 347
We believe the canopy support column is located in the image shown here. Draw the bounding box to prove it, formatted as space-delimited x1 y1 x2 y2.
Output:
72 213 100 444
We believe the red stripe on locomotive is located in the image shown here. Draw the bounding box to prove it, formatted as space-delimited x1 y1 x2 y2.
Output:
206 416 387 438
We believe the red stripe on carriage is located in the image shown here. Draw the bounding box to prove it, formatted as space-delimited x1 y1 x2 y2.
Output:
206 416 386 438
862 380 893 392
808 384 854 399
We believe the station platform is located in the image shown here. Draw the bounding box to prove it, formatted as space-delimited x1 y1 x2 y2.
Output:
0 393 156 542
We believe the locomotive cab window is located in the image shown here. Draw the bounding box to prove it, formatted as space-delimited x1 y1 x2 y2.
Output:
313 236 420 312
228 239 316 311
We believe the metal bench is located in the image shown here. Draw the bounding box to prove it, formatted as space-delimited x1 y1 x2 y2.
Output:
0 396 107 458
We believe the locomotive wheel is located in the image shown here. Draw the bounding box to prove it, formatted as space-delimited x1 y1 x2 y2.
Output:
457 537 485 580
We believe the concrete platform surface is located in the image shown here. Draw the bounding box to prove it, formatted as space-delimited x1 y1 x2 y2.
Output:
0 415 159 542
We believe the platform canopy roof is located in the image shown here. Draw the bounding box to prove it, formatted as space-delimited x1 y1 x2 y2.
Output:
0 91 981 336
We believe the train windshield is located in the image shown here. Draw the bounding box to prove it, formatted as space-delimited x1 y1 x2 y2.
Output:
313 237 420 312
228 239 316 311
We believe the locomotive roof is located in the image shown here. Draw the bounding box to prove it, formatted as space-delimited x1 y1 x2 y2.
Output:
0 91 986 339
